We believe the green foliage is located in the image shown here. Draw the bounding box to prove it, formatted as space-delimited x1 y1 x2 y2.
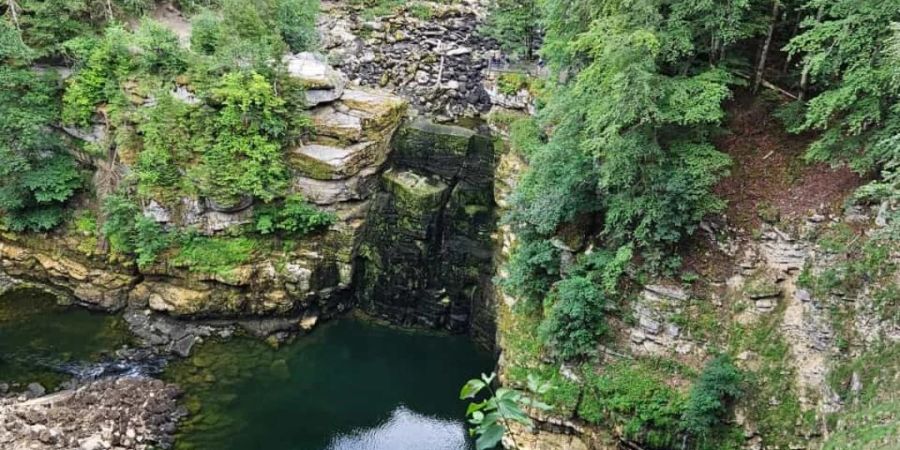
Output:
823 344 900 450
681 355 743 437
579 361 686 449
0 62 81 232
133 215 170 268
498 239 560 307
276 0 319 52
196 71 291 205
460 372 552 450
61 26 134 126
500 0 741 381
190 9 221 54
172 235 256 276
101 193 142 256
507 116 542 157
135 92 198 200
100 193 169 267
13 0 104 58
188 0 317 71
784 0 900 173
538 276 605 360
132 19 188 76
253 194 335 236
482 0 540 59
497 73 530 96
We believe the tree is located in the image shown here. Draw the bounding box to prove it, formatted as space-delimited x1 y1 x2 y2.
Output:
0 26 81 231
482 0 540 60
784 0 900 173
682 355 744 438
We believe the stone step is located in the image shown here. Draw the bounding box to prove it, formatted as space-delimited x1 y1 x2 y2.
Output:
293 167 380 205
289 141 382 180
310 106 364 142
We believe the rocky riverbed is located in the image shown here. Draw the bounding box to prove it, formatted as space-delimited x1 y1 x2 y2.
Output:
0 376 184 450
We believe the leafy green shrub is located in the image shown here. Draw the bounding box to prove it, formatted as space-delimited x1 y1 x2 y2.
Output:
579 362 686 449
133 216 170 268
196 71 290 205
62 26 134 126
508 116 542 157
190 9 222 54
498 239 560 308
682 355 743 437
276 0 319 52
100 193 169 268
539 276 606 360
0 65 82 232
133 20 187 75
497 73 530 96
136 93 199 199
253 194 335 236
101 193 142 255
173 235 256 276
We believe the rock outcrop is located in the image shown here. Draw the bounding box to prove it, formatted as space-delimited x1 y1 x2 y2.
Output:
355 120 497 334
318 0 497 119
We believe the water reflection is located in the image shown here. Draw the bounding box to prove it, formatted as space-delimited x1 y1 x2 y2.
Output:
328 405 468 450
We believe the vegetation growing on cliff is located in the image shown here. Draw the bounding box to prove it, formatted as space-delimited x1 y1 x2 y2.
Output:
0 0 328 270
491 0 900 448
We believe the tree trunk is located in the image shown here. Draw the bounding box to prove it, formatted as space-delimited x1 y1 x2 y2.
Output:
755 0 780 94
7 0 20 30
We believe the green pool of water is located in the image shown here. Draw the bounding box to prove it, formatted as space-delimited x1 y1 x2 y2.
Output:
0 288 494 449
0 288 132 389
167 318 494 450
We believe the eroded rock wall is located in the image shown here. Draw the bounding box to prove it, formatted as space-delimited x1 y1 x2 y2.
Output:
354 120 497 336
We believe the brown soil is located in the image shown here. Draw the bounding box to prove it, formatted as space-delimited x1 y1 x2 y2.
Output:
712 91 863 233
682 91 864 282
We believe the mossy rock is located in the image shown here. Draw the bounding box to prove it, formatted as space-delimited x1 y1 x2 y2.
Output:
382 169 449 214
393 120 475 178
743 273 782 299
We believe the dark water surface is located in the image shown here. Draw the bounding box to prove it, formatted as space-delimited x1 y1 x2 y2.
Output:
0 288 131 388
0 288 493 449
167 318 494 450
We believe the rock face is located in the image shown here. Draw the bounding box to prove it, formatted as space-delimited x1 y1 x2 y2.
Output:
318 1 498 119
355 120 496 333
0 61 407 324
0 376 184 450
0 236 137 310
0 55 499 341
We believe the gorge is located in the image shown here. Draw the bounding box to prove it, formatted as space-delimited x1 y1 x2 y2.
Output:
2 1 899 450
